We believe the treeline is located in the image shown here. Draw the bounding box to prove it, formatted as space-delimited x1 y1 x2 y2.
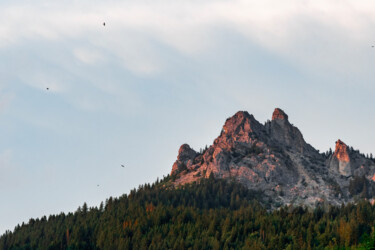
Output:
2 176 375 249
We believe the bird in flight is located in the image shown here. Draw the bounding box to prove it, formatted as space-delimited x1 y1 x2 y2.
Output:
103 22 106 26
46 87 49 90
97 184 100 187
121 165 125 168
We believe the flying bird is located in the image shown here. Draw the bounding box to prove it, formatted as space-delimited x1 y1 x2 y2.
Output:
121 165 125 168
46 87 49 90
103 22 105 26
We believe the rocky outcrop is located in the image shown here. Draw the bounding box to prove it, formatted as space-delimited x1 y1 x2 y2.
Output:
329 140 351 177
334 140 350 163
170 108 375 208
271 108 288 120
171 144 197 175
266 108 317 155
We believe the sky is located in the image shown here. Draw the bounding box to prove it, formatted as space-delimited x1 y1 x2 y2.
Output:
1 0 375 234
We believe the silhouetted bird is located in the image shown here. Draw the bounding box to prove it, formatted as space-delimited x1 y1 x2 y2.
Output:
103 22 105 26
121 165 125 168
46 88 49 90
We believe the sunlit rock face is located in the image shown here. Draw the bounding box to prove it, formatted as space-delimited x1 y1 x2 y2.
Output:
334 140 350 163
329 140 351 177
272 108 288 120
171 108 375 208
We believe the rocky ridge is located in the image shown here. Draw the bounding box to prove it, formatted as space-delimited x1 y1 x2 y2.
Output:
171 108 375 208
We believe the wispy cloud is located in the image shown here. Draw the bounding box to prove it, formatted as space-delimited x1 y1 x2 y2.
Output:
20 72 68 93
2 0 375 78
73 47 105 65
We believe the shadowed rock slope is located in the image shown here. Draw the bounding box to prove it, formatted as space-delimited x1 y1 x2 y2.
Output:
171 108 375 208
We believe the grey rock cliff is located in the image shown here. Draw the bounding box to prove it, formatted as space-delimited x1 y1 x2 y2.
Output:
171 144 197 175
171 108 375 208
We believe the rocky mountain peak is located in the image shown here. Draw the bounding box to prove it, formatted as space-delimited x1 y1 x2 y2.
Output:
170 109 375 208
334 140 350 163
267 108 312 154
213 111 265 150
272 108 289 121
222 111 260 135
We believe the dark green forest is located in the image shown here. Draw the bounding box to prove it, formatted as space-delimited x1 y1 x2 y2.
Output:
2 176 375 249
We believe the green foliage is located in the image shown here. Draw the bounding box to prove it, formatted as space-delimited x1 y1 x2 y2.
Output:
2 176 375 249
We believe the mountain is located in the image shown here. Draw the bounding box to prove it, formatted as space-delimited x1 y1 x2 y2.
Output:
2 108 375 249
171 108 375 208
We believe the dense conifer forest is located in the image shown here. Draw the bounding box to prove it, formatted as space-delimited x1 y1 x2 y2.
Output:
2 175 375 249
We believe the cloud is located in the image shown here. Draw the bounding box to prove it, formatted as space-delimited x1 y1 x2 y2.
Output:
1 0 374 78
20 72 68 93
1 0 375 114
73 47 105 65
96 33 166 75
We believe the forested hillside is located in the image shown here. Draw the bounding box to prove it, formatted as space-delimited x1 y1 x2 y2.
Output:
2 176 375 249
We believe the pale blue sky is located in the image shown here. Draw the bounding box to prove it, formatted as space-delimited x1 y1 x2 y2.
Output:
1 0 375 233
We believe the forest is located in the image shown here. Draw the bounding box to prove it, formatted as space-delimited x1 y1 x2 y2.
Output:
1 175 375 249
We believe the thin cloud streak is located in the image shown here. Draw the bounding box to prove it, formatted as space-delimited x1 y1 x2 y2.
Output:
1 0 375 77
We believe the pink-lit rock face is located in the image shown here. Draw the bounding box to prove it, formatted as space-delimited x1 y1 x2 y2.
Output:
272 108 288 121
329 140 351 177
220 111 263 146
334 140 350 163
170 108 375 208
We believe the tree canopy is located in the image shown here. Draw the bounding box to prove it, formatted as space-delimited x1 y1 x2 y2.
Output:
2 176 375 249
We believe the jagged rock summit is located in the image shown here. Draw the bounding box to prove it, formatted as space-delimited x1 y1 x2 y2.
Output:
171 108 375 208
272 108 288 120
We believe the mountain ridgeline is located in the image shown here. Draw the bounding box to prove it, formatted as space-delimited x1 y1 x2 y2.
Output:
2 108 375 249
171 108 375 208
